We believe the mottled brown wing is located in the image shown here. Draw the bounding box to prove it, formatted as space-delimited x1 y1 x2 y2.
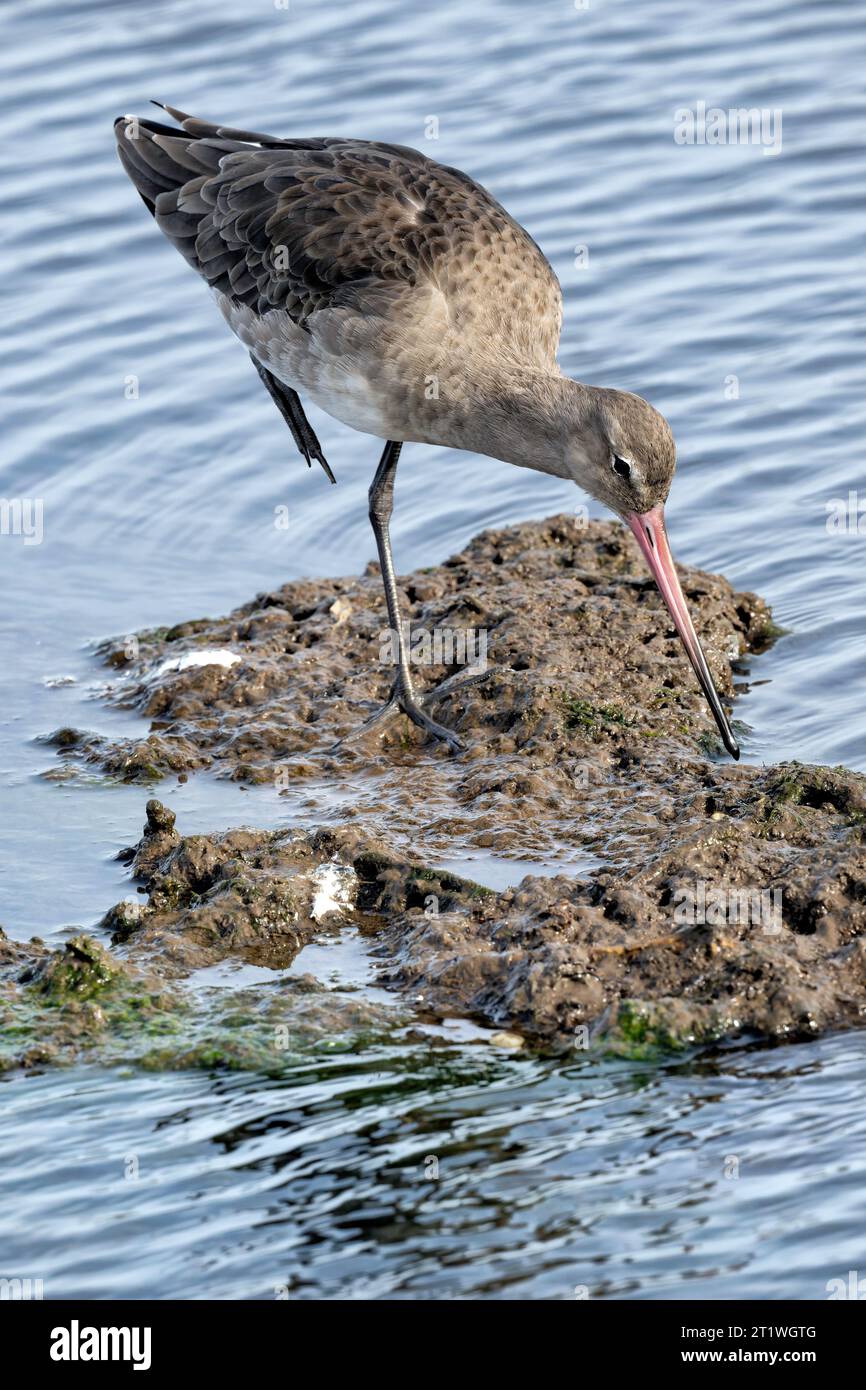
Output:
115 105 563 363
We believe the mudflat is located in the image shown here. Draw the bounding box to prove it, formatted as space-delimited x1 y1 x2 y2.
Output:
10 514 864 1070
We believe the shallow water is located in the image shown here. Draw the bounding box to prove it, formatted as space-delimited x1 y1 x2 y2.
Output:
3 1034 866 1300
1 0 865 1299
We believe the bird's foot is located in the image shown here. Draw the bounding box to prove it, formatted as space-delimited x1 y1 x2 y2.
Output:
329 668 492 756
330 688 463 754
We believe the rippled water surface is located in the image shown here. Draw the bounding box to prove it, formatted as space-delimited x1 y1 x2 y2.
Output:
1 0 865 1299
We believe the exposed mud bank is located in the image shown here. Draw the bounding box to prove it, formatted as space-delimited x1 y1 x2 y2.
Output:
19 515 866 1067
1 819 408 1074
107 774 866 1053
47 515 779 863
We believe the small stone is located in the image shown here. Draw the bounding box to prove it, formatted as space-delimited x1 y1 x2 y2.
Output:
329 597 352 624
145 799 176 833
101 899 145 935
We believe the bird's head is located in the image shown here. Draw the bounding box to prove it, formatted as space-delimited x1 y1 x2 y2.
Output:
565 386 676 517
562 383 740 760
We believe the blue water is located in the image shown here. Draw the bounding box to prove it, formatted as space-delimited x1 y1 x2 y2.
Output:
1 0 865 1299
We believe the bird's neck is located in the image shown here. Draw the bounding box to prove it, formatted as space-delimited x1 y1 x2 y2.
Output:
431 360 591 478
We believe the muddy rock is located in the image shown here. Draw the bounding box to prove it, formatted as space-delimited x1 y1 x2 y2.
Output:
374 762 866 1050
88 773 866 1054
104 809 353 972
51 516 776 864
104 805 490 976
23 513 866 1063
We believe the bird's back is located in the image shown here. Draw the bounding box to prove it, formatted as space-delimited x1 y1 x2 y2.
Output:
115 105 563 378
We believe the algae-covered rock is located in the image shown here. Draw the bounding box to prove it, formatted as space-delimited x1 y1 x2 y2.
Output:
134 976 407 1075
0 920 408 1075
19 514 866 1067
30 934 122 1001
7 763 866 1071
593 999 731 1059
97 783 866 1054
0 932 184 1072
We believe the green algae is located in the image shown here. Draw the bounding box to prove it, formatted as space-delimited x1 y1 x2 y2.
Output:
2 940 408 1077
561 695 634 737
32 935 123 1003
0 935 188 1073
119 985 409 1078
596 1000 724 1061
757 762 866 832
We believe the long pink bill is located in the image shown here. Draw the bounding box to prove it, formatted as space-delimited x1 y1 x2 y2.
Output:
625 505 740 760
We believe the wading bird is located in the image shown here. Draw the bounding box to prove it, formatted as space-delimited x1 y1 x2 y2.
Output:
115 105 739 759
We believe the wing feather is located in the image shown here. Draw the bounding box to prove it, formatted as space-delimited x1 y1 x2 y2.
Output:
115 106 563 364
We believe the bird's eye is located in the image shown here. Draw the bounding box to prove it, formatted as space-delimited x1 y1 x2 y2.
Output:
611 455 632 479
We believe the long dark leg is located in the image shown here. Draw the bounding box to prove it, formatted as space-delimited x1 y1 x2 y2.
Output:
250 354 336 484
335 440 464 754
369 442 412 694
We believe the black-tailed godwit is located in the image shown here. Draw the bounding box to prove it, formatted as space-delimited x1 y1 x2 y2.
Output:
115 104 739 759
